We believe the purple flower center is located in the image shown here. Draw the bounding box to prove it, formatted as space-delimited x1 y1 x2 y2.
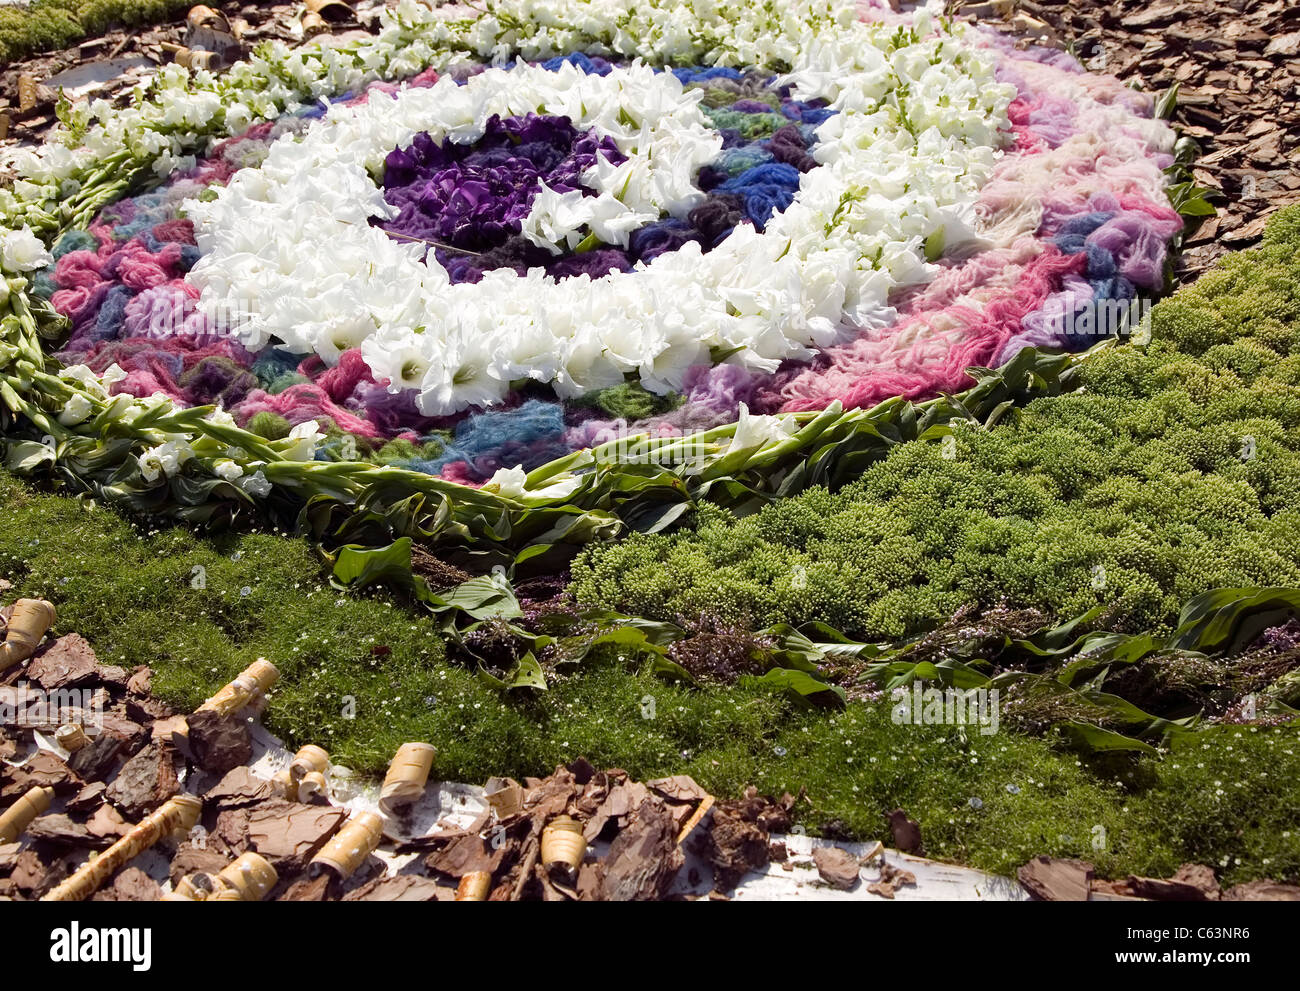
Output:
377 114 626 280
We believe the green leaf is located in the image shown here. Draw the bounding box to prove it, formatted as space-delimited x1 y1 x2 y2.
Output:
753 667 845 707
556 626 656 668
477 650 547 691
924 228 945 262
331 536 413 588
5 439 56 472
1171 588 1300 655
427 575 523 621
863 657 990 691
644 653 695 683
1154 83 1179 120
1059 721 1158 755
507 651 548 690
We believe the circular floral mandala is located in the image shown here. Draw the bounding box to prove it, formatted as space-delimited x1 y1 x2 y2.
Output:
11 0 1182 493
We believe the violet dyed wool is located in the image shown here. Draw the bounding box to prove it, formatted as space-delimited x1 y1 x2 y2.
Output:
380 113 625 271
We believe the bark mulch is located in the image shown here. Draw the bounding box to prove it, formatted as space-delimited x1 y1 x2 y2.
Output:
955 0 1300 283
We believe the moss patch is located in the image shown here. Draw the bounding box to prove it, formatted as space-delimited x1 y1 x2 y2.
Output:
0 471 1297 881
0 1 197 68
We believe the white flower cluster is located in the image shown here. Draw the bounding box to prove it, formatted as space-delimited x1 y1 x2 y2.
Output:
184 62 723 410
181 10 1011 415
0 0 839 233
185 61 721 353
0 226 52 274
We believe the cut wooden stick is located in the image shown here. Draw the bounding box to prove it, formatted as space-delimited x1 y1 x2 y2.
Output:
304 0 354 23
187 4 232 34
272 769 296 799
288 744 329 783
455 871 491 901
43 795 203 902
297 770 329 804
55 723 88 753
675 793 715 846
0 598 56 670
302 12 331 37
17 74 39 113
540 815 586 870
378 742 435 815
196 658 279 717
168 872 218 901
484 777 525 818
213 851 278 901
510 835 539 901
0 785 54 844
310 811 382 879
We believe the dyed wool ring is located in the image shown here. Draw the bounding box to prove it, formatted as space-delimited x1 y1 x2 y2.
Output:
23 0 1181 492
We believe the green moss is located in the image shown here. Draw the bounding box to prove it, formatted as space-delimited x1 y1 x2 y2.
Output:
0 0 194 67
371 435 449 467
0 470 449 773
570 206 1300 641
570 382 683 421
0 468 1296 880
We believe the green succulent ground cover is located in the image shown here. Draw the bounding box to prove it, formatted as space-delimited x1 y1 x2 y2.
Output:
570 207 1300 642
0 1 195 68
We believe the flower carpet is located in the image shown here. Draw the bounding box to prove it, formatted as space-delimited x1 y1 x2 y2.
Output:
7 0 1183 491
1 0 1298 904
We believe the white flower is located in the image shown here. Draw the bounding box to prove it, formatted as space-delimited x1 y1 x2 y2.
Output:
225 102 254 134
100 394 137 422
57 393 94 426
239 470 272 497
526 475 583 501
58 364 111 399
152 151 197 178
0 226 52 273
138 441 194 482
101 364 128 390
279 420 323 461
725 403 798 456
180 33 1013 415
484 465 528 498
484 464 582 502
14 0 1065 429
213 459 245 481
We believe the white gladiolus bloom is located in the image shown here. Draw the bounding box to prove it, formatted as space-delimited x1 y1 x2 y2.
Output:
239 470 273 497
214 459 245 481
279 420 323 461
725 403 799 456
57 393 94 426
138 441 195 482
484 465 529 498
485 464 582 501
181 33 1011 415
0 226 52 273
